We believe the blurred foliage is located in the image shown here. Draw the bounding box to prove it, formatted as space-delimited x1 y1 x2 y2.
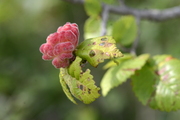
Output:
84 0 101 17
112 15 137 46
1 0 180 120
84 16 101 39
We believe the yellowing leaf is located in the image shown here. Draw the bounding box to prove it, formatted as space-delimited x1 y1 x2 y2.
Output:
75 36 123 67
59 68 77 104
59 56 100 104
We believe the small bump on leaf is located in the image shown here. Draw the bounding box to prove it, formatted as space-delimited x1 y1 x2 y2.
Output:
99 42 106 46
89 50 96 57
101 37 108 41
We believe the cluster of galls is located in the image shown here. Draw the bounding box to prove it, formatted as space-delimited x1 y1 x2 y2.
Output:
39 22 79 68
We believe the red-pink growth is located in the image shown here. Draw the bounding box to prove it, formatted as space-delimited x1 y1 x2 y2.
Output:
39 22 79 68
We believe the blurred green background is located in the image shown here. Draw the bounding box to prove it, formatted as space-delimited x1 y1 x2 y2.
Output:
1 0 180 120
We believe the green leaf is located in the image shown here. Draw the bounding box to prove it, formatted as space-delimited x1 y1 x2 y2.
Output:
131 65 157 105
101 0 118 5
75 36 123 67
68 56 82 79
59 56 100 104
112 15 137 46
101 54 150 96
132 55 180 111
103 54 134 70
84 16 101 39
84 0 101 17
149 55 180 111
59 68 77 104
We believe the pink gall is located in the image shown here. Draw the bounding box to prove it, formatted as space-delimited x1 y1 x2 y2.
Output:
39 22 79 68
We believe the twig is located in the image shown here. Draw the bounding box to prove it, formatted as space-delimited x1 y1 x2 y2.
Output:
130 17 141 55
100 3 109 36
64 0 84 4
64 0 180 21
107 5 180 21
118 0 125 7
64 0 180 54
